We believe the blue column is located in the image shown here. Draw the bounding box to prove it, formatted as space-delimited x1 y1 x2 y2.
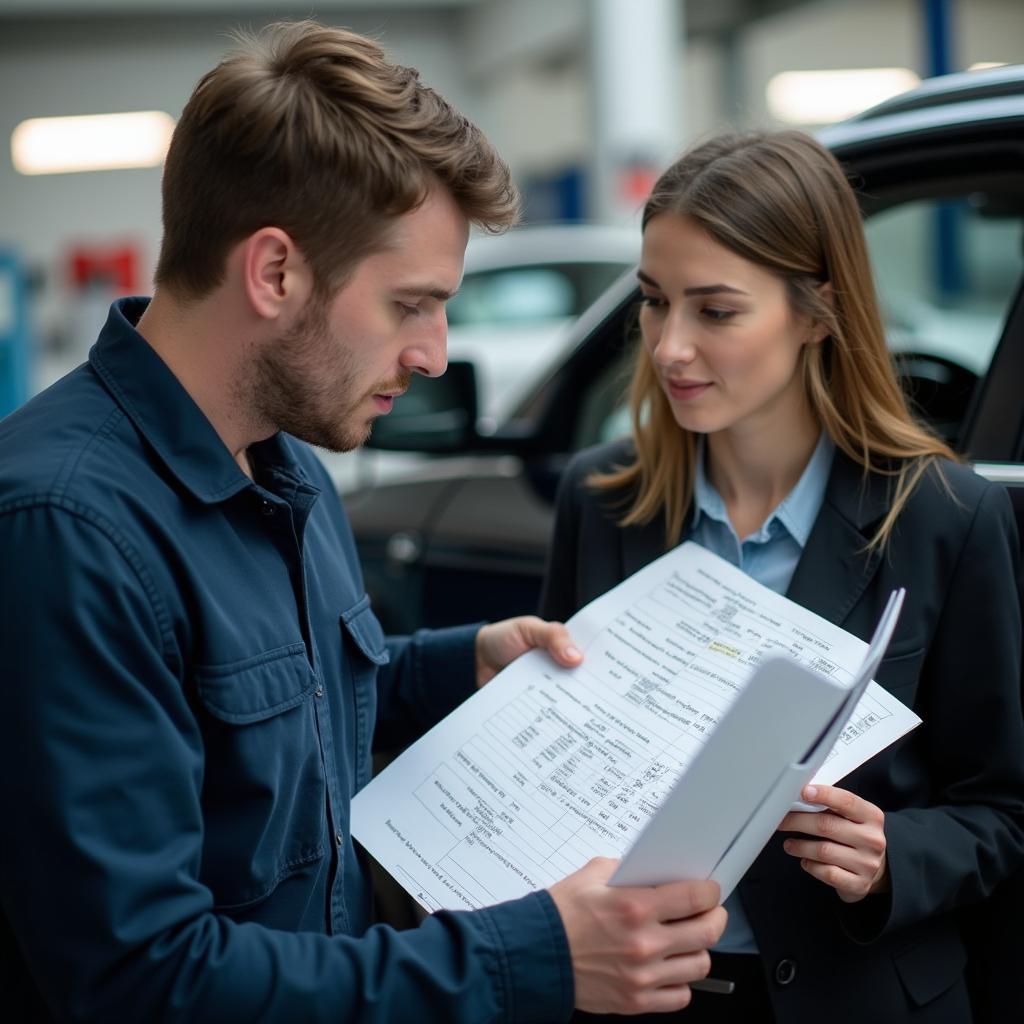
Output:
922 0 964 299
0 251 31 417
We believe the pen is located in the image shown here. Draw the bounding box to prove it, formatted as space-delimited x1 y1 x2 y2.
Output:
690 977 736 995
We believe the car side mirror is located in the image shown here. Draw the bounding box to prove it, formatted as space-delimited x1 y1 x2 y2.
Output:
366 360 481 453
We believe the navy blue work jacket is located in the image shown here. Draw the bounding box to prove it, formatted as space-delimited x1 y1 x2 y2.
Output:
0 299 573 1023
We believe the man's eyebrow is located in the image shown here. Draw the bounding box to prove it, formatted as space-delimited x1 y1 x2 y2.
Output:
394 284 458 301
636 270 748 297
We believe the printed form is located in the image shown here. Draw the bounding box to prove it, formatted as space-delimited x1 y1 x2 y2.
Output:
351 542 920 912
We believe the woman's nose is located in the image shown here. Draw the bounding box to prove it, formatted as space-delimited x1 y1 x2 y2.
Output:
652 315 698 367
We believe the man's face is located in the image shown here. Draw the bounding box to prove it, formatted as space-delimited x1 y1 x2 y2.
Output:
252 185 470 452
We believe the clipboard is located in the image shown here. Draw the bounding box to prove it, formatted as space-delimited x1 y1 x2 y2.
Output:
610 589 905 899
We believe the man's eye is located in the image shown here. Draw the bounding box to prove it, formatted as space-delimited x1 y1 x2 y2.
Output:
397 302 421 318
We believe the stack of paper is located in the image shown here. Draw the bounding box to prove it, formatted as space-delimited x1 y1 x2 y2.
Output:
351 542 916 910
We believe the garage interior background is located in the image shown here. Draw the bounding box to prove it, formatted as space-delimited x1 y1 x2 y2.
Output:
0 0 1021 415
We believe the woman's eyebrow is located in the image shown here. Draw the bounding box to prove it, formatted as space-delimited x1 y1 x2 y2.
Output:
636 270 748 297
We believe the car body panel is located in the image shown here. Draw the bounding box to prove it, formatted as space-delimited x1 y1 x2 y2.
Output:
347 66 1024 632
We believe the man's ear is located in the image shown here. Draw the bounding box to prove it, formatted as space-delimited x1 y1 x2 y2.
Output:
241 227 313 322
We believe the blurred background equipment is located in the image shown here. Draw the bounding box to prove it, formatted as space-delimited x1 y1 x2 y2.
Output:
0 0 1022 455
0 250 31 418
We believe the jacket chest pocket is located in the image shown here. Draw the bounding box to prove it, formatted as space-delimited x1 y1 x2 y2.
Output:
194 644 325 910
340 595 389 792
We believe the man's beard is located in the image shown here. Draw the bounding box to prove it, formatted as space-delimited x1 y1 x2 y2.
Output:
250 300 408 453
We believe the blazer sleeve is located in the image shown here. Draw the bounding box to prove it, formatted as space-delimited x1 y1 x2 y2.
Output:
846 480 1024 940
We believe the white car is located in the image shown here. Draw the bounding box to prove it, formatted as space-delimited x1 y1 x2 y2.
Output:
445 224 638 422
320 223 638 492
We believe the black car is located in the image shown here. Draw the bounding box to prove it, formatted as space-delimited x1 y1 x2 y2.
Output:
345 64 1024 1021
346 63 1024 641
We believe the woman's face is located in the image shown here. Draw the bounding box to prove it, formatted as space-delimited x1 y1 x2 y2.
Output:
638 212 817 442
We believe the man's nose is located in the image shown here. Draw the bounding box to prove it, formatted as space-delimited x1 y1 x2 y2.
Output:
403 312 448 378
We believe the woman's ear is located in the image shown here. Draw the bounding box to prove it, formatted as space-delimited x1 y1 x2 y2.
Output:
809 281 834 344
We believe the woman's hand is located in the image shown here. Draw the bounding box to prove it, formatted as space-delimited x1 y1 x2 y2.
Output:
777 784 888 903
475 616 582 687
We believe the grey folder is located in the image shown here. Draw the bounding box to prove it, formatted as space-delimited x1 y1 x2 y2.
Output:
610 588 906 899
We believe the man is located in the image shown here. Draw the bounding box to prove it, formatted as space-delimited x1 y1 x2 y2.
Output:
0 22 725 1022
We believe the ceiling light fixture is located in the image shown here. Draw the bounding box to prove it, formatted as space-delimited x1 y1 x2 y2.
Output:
11 111 175 176
766 68 921 125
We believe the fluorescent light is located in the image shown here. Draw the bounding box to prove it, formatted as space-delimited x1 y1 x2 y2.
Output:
11 111 175 175
766 68 921 125
969 61 1008 71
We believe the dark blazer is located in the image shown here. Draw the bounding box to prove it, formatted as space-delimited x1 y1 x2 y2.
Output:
540 438 1024 1024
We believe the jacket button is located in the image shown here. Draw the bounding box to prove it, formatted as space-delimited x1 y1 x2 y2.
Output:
335 833 343 847
774 958 798 986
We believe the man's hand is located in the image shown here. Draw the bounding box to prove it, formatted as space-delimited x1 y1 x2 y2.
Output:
778 784 888 903
474 616 582 687
548 858 726 1015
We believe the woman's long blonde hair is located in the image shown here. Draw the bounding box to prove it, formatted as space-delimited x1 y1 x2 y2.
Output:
593 131 956 549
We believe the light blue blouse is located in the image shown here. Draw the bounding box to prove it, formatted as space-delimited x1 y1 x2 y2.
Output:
686 431 835 954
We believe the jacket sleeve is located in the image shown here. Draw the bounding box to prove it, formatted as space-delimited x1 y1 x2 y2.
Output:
0 502 573 1024
843 480 1024 941
375 625 481 750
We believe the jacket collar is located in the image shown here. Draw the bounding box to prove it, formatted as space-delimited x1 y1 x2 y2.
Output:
89 297 300 505
621 446 891 630
784 450 891 627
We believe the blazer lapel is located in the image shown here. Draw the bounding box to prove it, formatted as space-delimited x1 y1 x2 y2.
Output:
786 451 891 628
620 513 667 581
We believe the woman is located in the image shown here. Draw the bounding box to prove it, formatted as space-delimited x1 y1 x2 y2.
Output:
540 132 1024 1024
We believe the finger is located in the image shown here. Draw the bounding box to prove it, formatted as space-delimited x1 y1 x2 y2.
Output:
778 811 822 834
783 838 879 876
779 810 880 852
798 857 871 900
637 950 711 989
802 785 881 825
614 984 693 1016
580 856 621 884
654 878 721 923
632 985 693 1016
661 907 728 956
518 617 582 667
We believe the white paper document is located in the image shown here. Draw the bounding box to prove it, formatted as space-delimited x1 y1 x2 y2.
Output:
351 542 920 912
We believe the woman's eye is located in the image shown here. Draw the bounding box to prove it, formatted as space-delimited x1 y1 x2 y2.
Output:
640 295 667 309
701 307 735 322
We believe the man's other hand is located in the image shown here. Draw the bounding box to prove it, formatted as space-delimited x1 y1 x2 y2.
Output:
549 858 726 1015
475 616 582 687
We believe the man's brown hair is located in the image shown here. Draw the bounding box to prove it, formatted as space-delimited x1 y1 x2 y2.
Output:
155 20 519 300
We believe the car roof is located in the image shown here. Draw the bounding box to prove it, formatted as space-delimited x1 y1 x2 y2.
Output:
850 63 1024 120
817 92 1024 156
463 222 639 273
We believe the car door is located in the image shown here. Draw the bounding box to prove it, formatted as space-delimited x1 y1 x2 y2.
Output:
350 96 1024 637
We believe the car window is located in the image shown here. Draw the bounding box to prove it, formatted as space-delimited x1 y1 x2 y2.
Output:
447 262 630 327
867 193 1024 444
576 187 1024 453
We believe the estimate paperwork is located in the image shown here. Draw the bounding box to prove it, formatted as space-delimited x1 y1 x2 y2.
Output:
351 542 919 912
